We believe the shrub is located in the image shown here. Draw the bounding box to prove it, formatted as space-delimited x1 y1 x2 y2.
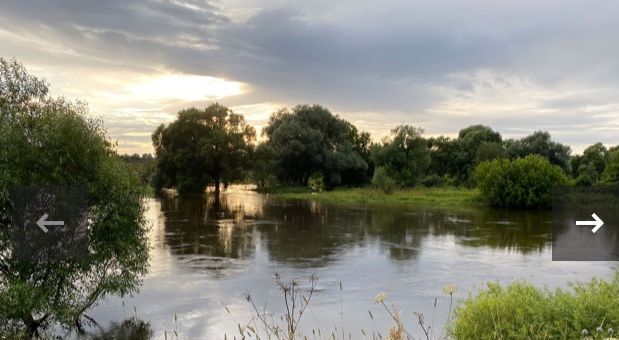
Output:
474 155 567 208
450 273 619 339
372 166 397 194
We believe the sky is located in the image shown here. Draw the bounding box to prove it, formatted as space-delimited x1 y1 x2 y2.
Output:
0 0 618 154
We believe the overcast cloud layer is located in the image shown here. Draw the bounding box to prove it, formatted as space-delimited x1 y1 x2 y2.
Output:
1 0 617 153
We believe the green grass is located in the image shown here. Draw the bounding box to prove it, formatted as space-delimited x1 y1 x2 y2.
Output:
450 273 619 339
270 186 483 208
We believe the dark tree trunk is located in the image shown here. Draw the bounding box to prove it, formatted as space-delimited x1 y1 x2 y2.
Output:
24 314 41 338
214 177 221 205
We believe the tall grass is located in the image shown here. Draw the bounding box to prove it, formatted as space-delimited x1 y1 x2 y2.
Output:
223 274 456 340
172 272 619 339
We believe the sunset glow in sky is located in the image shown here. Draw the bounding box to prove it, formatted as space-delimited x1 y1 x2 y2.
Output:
1 0 617 154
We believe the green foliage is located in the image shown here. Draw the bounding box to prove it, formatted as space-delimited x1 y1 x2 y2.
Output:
474 155 567 208
0 59 148 334
576 161 598 186
572 143 609 184
505 131 572 174
475 141 505 164
450 273 619 339
427 127 500 185
249 143 276 190
582 143 608 175
453 124 503 185
120 153 155 187
602 149 619 184
308 172 325 192
458 124 502 145
263 105 368 188
427 136 459 178
371 125 430 187
0 58 49 120
152 104 255 195
371 166 397 194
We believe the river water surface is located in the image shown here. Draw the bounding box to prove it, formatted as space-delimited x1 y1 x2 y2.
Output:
86 187 615 339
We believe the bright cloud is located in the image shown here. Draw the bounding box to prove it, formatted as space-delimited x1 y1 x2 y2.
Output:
126 74 247 102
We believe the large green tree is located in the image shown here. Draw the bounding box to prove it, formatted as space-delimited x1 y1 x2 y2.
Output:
0 59 148 335
371 125 431 187
263 105 368 188
427 136 458 177
505 131 571 174
152 104 255 198
454 124 503 184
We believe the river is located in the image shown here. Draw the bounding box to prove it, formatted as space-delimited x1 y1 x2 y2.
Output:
84 186 615 339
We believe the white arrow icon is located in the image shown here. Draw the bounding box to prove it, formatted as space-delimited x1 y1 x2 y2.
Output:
576 213 605 233
36 213 64 233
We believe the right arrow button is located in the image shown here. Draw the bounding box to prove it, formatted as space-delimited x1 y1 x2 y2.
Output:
576 213 605 233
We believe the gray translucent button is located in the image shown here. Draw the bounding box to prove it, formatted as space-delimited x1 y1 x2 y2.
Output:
552 185 619 261
9 186 89 262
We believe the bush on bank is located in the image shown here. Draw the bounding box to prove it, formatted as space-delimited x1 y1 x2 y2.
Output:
450 273 619 339
474 155 567 208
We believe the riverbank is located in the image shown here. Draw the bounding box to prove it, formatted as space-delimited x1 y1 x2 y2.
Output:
267 186 483 208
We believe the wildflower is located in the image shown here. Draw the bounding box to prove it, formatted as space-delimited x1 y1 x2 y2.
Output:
374 292 387 304
609 328 614 335
442 283 457 295
582 329 588 337
596 326 603 333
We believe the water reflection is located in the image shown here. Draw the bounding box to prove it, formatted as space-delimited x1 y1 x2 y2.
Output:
158 187 553 271
79 318 152 340
157 191 258 276
86 187 612 339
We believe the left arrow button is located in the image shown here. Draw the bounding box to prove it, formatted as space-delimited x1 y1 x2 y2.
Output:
36 213 65 233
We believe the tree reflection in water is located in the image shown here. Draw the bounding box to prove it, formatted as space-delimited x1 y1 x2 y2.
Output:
156 186 552 274
79 317 152 340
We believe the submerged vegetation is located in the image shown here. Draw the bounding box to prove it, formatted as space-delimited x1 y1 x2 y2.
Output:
269 186 482 208
151 104 255 198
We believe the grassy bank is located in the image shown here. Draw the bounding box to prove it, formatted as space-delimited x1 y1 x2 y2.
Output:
268 186 483 208
221 272 619 340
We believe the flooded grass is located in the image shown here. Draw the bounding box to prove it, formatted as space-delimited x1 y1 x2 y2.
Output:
272 187 483 208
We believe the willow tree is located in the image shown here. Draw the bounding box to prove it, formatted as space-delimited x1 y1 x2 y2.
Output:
0 58 149 335
152 104 255 198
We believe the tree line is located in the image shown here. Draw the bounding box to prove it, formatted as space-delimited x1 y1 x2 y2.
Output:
149 103 619 207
